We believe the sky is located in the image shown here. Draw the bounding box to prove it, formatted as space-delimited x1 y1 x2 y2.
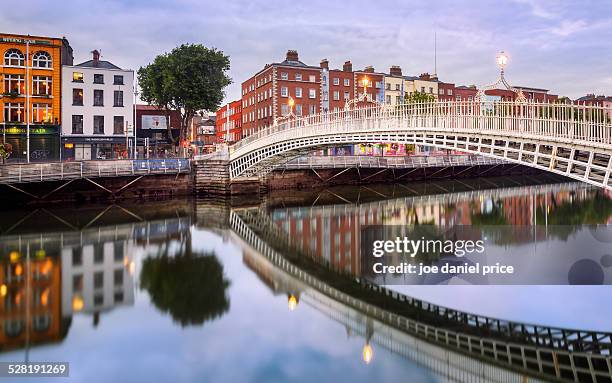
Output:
2 0 611 105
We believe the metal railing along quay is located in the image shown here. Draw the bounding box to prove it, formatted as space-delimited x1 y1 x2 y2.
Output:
279 154 506 170
0 159 190 185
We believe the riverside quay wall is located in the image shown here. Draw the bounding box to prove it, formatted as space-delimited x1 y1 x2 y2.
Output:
192 155 547 196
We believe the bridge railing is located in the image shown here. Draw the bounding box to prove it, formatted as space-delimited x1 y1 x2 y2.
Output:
0 158 190 184
230 100 612 155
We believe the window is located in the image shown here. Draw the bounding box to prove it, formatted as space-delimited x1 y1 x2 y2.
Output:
72 72 83 82
420 86 425 93
309 89 316 99
4 49 24 66
309 75 315 82
309 105 316 115
32 104 52 123
113 116 124 134
32 51 52 68
344 78 350 86
386 95 391 103
114 269 123 286
375 82 382 89
3 103 24 122
343 91 349 100
71 115 83 134
93 74 104 84
280 72 288 80
333 78 339 86
113 75 124 85
429 87 433 94
281 104 288 116
439 89 445 95
113 90 123 107
73 275 83 292
93 89 104 106
280 87 288 97
32 76 52 96
447 89 453 96
94 244 104 263
295 104 302 116
93 115 104 134
456 95 461 101
94 272 103 289
396 84 400 90
295 73 302 81
468 96 473 101
333 91 339 101
72 248 82 266
3 74 24 94
72 89 83 106
295 87 302 98
386 83 391 90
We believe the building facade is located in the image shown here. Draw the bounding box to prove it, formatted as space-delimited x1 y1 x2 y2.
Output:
61 50 134 160
215 100 242 143
135 105 181 158
1 33 73 162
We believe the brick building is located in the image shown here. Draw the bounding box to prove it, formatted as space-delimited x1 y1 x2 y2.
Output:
241 50 322 136
215 99 242 143
135 104 181 158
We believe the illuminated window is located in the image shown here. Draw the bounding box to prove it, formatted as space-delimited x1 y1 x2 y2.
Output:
32 76 52 96
72 89 83 106
3 103 24 122
3 74 24 94
73 72 84 82
32 103 53 123
4 49 24 66
32 51 52 68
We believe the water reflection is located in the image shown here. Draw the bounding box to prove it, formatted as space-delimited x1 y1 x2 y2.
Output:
0 178 610 382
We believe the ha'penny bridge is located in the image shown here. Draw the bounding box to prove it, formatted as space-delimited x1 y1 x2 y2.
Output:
222 204 612 383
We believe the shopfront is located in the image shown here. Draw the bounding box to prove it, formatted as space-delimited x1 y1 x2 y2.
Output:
62 136 134 161
1 124 60 162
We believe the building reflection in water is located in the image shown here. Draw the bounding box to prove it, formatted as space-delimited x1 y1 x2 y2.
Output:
270 183 612 277
0 214 192 354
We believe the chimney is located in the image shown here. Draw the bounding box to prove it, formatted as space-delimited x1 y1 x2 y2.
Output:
343 60 352 72
320 59 329 69
419 73 431 80
389 65 402 77
364 65 375 73
286 50 299 62
92 50 100 65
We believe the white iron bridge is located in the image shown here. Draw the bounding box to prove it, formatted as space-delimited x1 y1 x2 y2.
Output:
228 100 612 190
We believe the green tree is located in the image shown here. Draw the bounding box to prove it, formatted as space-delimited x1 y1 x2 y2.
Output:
404 91 436 104
140 250 231 327
138 44 232 144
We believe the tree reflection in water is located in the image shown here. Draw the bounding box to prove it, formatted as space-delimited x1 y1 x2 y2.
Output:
140 239 230 327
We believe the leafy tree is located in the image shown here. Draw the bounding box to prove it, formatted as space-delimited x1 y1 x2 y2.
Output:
404 91 436 104
138 44 232 144
140 250 231 327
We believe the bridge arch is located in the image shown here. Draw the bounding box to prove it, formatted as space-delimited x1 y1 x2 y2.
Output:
229 101 612 189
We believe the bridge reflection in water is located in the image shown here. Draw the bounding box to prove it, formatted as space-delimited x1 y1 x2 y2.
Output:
228 179 612 383
0 179 610 382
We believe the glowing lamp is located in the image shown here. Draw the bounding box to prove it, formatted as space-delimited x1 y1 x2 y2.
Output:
72 296 84 311
496 51 508 70
288 294 298 311
0 284 7 297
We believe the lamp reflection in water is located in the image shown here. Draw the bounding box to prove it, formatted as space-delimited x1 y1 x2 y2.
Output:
287 294 299 311
362 343 373 364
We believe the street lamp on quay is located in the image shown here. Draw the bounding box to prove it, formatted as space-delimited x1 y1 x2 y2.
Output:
288 96 295 115
496 51 508 75
476 50 526 102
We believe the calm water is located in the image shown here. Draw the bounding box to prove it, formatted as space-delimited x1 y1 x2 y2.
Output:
1 177 611 382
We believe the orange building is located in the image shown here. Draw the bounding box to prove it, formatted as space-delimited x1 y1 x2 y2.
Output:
0 33 73 161
0 252 65 351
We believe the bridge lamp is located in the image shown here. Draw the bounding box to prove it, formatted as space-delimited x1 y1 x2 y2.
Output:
496 51 508 73
362 343 373 364
288 97 295 115
362 77 370 91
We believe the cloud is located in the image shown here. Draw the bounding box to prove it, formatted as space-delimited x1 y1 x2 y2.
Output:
0 0 610 102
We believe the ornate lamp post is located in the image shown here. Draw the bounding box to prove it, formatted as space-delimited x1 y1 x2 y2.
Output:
477 50 526 102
